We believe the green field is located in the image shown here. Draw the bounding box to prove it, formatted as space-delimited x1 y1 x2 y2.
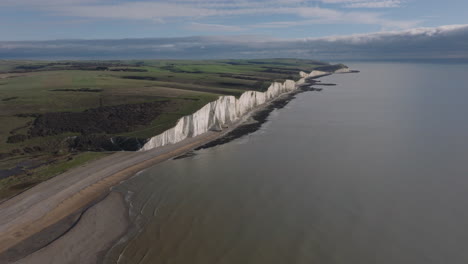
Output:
0 58 334 200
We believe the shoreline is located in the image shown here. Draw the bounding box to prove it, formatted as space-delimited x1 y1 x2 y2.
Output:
102 78 322 263
0 72 337 263
15 192 130 264
0 130 231 263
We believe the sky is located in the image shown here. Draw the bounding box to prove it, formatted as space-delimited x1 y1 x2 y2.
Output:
0 0 467 60
1 0 467 40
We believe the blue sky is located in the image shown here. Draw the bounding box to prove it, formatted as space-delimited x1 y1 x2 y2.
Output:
1 0 467 41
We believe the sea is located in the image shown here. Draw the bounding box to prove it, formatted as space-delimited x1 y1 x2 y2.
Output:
108 62 468 264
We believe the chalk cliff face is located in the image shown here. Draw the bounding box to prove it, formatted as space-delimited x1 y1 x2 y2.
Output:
141 68 346 151
334 68 352 73
300 70 330 79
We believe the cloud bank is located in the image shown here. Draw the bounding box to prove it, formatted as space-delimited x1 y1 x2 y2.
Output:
1 24 467 61
0 0 418 31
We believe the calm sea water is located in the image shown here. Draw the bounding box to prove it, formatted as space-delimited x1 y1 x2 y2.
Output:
110 63 468 264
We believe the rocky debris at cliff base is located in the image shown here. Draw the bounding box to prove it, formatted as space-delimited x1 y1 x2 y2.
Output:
300 87 324 92
168 68 357 152
174 81 325 152
195 92 298 151
313 83 337 86
173 151 197 160
340 70 360 73
141 68 352 151
141 79 300 150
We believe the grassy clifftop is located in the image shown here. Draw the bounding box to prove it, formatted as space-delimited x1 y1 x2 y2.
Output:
0 58 335 199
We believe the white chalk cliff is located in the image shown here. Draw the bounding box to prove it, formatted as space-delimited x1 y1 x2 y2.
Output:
334 68 352 73
141 68 347 151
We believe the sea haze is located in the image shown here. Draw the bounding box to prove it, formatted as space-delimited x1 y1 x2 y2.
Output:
110 62 468 264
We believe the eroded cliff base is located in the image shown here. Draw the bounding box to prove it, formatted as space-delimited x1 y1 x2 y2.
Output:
191 78 324 152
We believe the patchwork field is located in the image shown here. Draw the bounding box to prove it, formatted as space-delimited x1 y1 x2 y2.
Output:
0 59 340 199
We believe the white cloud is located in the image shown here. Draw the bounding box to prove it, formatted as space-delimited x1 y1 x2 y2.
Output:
2 0 414 31
307 24 468 43
187 22 244 32
345 1 401 8
52 2 218 20
320 0 402 8
254 7 419 29
2 24 467 60
0 0 102 6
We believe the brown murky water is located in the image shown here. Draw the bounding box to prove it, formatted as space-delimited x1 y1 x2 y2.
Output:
110 63 468 264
